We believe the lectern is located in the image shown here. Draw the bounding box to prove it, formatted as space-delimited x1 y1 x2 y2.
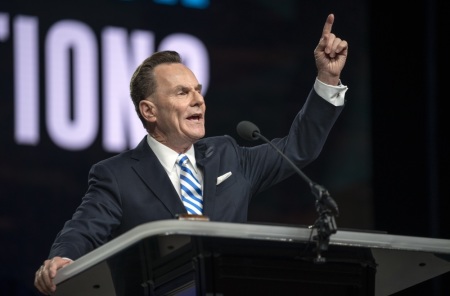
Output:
53 220 450 296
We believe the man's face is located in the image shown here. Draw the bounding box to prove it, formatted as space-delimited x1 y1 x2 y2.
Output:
150 63 206 150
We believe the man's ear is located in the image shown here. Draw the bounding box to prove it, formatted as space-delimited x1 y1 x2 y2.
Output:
139 100 157 123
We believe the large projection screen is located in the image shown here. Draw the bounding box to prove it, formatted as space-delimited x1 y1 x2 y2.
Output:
0 1 370 294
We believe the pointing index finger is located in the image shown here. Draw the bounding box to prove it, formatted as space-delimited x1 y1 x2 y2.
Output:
322 13 335 37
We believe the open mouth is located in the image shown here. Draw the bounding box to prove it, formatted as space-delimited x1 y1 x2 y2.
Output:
187 114 203 121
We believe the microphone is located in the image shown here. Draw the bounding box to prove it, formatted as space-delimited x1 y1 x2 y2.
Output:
237 120 338 262
236 120 260 141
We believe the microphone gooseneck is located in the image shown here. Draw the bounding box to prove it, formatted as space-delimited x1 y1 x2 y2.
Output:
236 120 339 263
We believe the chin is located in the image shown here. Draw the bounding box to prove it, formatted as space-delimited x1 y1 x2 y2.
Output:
194 131 205 139
187 126 205 135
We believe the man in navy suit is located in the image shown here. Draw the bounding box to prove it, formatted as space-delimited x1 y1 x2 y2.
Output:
35 13 348 295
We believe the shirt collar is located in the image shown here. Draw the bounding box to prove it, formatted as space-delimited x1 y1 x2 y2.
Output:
146 135 198 173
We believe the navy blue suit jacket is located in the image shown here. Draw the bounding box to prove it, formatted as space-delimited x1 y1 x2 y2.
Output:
49 89 344 260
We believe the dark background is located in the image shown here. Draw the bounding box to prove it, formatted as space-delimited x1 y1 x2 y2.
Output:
370 0 449 294
0 0 448 295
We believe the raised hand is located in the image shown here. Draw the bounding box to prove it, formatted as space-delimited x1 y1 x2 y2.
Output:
314 14 349 86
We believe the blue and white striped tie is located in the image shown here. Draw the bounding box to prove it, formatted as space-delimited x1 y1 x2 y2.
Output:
177 154 203 215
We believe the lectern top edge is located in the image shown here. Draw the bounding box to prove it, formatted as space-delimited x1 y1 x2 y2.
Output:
54 220 450 286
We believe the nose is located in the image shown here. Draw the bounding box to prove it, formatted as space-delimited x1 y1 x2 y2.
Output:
192 91 205 107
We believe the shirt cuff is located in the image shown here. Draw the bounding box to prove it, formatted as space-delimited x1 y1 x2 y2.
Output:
314 78 348 106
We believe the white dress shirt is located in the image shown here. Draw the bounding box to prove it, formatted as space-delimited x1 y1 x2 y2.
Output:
146 135 203 198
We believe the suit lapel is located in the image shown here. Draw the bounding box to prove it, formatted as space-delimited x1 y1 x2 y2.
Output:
195 142 219 217
131 137 186 216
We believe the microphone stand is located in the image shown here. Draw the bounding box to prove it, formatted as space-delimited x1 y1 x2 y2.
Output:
255 131 338 263
310 183 338 263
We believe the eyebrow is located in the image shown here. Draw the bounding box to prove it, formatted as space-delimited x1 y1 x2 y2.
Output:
177 84 203 92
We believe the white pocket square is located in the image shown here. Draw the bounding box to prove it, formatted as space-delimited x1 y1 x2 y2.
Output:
216 172 232 185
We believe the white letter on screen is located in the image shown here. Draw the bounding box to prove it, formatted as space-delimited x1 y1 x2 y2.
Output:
14 15 39 145
0 12 9 41
45 20 98 150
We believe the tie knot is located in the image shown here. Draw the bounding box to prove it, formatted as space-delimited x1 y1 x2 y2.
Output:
177 154 189 166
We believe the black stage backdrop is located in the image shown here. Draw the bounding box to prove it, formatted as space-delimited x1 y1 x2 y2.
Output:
0 0 448 295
